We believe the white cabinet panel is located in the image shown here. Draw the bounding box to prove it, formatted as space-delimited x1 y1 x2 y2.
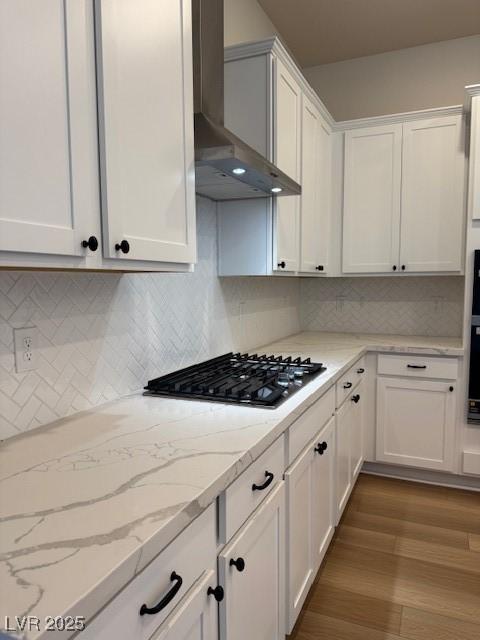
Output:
343 124 402 273
300 96 332 274
219 483 285 640
351 383 364 478
400 116 465 273
285 416 335 634
273 57 301 273
0 0 98 259
376 377 456 471
336 399 352 518
95 0 196 264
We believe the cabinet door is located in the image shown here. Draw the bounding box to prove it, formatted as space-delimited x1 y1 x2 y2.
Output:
336 399 353 519
273 58 301 272
300 96 332 274
285 417 335 634
219 482 285 640
376 377 456 471
95 0 196 264
400 116 465 272
351 383 365 479
150 570 218 640
0 1 98 259
343 125 402 273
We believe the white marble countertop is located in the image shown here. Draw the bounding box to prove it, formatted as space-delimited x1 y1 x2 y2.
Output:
0 332 463 638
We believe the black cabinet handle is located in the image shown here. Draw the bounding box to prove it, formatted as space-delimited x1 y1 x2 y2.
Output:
81 236 99 252
449 386 454 392
230 557 245 572
407 364 427 369
357 368 365 374
115 240 130 254
207 585 224 602
343 382 353 389
392 265 397 271
314 441 328 455
315 265 324 271
277 261 286 269
352 394 360 403
401 265 406 271
139 571 182 616
252 471 274 491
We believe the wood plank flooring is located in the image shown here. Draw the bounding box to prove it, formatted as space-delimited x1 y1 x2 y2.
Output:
290 474 480 640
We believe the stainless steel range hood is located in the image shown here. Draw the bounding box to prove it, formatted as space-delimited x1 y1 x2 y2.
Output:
192 0 301 201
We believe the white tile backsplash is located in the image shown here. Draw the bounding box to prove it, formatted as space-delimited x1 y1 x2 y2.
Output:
0 199 465 441
0 198 300 440
301 276 464 337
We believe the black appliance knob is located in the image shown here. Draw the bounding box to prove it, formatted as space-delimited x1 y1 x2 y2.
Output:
392 265 397 271
277 261 286 269
81 236 99 252
352 394 360 403
230 557 245 572
115 240 130 254
315 265 324 271
207 585 224 602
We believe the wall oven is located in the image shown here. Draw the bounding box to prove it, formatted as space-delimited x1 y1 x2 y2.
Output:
468 249 480 424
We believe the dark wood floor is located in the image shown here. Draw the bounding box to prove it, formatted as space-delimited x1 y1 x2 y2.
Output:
290 473 480 640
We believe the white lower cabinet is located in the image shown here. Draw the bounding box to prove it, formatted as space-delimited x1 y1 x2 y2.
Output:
285 417 335 633
219 482 285 640
376 376 456 471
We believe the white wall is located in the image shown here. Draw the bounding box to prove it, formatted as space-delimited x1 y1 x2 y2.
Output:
304 35 480 121
224 0 279 46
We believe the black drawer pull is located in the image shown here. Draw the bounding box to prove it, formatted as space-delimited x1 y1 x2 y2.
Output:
207 585 224 602
407 364 427 369
230 557 245 572
314 441 328 455
139 571 182 616
277 261 286 269
343 382 353 389
252 471 274 491
115 239 130 254
81 235 99 252
352 394 360 403
357 368 365 374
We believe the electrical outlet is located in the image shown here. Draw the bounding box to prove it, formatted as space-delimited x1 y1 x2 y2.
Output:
13 326 38 373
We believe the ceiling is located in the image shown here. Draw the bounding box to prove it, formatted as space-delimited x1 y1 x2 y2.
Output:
258 0 480 67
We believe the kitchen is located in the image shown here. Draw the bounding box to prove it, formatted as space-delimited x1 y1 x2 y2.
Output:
0 0 479 638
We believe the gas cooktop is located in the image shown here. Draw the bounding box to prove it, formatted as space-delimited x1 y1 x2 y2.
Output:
144 352 326 408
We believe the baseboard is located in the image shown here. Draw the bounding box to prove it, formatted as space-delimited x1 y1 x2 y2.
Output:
362 462 480 491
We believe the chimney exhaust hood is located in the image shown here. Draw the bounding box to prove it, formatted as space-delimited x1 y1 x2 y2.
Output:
192 0 301 201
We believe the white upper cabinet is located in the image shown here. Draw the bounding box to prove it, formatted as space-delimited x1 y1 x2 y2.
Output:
400 116 465 273
95 0 196 265
343 124 402 273
0 0 99 263
273 58 301 273
342 114 465 275
300 96 332 274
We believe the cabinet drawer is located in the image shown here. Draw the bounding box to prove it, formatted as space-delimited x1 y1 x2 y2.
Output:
377 354 458 380
287 386 335 465
219 435 284 543
336 357 365 407
81 504 216 640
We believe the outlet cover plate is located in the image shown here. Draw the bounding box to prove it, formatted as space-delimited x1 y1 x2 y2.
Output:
13 326 38 373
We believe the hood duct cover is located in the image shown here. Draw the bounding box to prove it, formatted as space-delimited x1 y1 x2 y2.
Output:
192 0 301 201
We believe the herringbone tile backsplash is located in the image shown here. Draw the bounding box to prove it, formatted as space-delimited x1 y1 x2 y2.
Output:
0 198 300 441
301 276 464 337
0 196 465 441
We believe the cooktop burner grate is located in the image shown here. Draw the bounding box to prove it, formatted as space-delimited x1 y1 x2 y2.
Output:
144 352 326 408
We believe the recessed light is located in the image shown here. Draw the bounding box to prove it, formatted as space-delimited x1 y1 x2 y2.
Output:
232 167 246 175
271 187 282 193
